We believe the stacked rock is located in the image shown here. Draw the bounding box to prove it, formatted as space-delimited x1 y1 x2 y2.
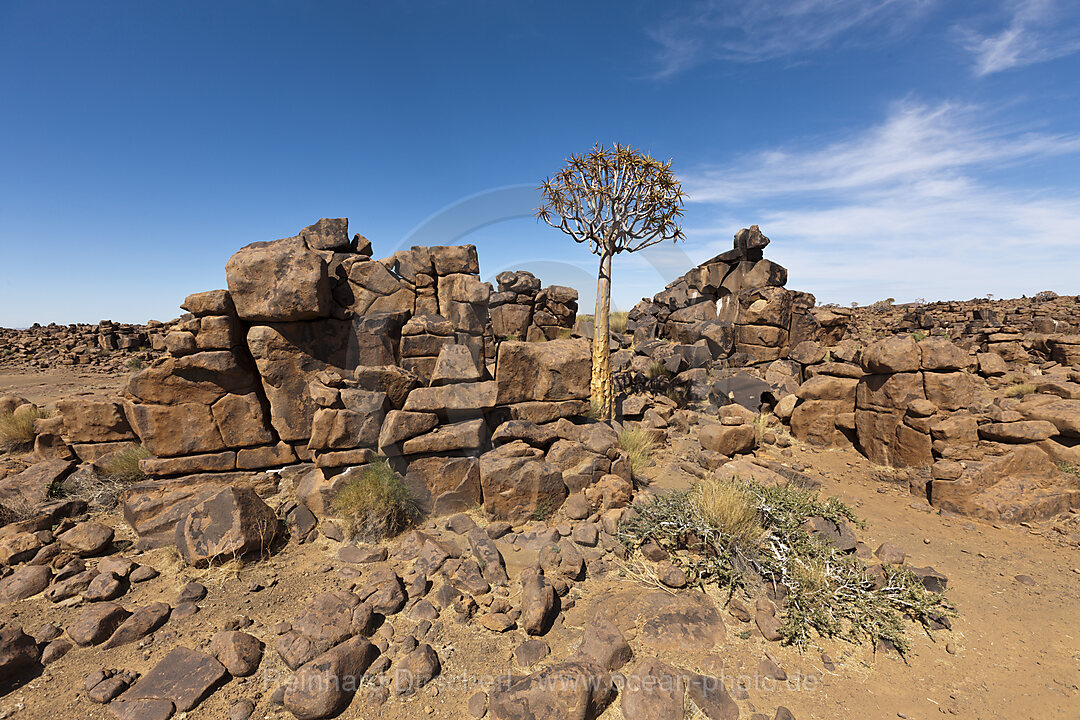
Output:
489 270 578 342
627 226 821 366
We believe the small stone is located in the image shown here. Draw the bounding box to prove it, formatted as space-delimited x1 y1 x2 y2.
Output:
178 581 207 603
657 561 687 589
129 565 159 582
228 698 256 720
1014 574 1036 586
467 691 488 718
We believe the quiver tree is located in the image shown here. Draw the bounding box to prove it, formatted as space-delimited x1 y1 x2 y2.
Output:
538 143 685 420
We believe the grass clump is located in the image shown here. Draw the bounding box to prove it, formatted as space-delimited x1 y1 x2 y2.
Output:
331 460 416 541
0 405 53 453
619 477 954 654
576 311 629 335
645 360 672 380
1003 382 1036 398
99 444 150 482
1057 461 1080 478
618 426 656 478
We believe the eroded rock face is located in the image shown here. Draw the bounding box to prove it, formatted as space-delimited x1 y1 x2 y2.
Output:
246 318 400 442
226 236 331 322
931 445 1080 522
174 486 280 566
495 340 591 405
479 445 567 521
489 660 615 720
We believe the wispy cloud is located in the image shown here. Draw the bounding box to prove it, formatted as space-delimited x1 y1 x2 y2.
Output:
680 101 1080 303
649 0 935 76
958 0 1080 75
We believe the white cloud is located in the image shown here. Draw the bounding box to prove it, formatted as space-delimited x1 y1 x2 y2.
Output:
650 0 935 76
680 101 1080 304
959 0 1080 75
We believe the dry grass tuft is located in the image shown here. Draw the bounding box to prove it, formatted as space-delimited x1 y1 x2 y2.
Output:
99 444 150 482
1003 383 1036 398
645 360 672 380
0 405 52 453
618 426 655 478
331 460 416 541
691 477 768 552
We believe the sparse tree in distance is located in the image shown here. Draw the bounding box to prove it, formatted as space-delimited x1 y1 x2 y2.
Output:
538 143 685 420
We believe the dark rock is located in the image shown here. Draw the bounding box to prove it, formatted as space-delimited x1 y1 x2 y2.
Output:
0 565 52 602
105 602 171 649
393 643 441 695
513 638 550 667
174 486 280 566
122 646 228 712
577 612 632 670
284 636 378 720
620 657 685 720
687 672 740 720
210 631 264 677
69 602 131 646
489 660 614 720
57 521 114 556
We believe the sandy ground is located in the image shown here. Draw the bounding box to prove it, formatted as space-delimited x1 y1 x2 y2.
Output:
1 367 1078 720
0 370 131 406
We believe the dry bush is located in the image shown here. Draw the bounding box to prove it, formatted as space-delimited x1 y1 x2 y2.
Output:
618 426 655 478
99 444 150 482
609 311 629 334
692 477 768 552
645 360 672 380
0 406 52 453
331 460 416 541
1003 383 1036 398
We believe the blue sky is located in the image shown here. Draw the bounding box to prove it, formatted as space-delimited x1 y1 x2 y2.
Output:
1 0 1078 327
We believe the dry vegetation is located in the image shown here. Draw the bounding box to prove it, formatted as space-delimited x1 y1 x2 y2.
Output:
619 476 955 653
331 460 416 541
618 425 656 478
0 406 53 452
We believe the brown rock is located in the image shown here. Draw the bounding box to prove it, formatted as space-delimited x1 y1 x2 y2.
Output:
489 660 614 720
226 236 330 321
210 630 264 676
0 565 52 602
68 602 131 646
284 636 378 720
495 340 591 405
174 486 280 566
104 602 171 648
56 399 135 443
58 521 114 556
123 646 228 712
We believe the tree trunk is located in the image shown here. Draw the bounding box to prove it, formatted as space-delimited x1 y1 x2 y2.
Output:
591 250 614 420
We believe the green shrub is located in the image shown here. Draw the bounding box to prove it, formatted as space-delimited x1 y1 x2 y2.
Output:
618 426 655 478
619 478 954 653
99 444 150 482
126 357 145 370
331 460 416 541
1057 461 1080 478
0 406 52 453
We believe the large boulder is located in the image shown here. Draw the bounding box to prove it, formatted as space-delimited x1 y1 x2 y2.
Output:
225 236 331 322
402 456 483 516
284 636 378 720
56 399 135 443
496 340 590 405
125 402 227 457
479 444 567 520
174 486 280 566
931 446 1080 522
123 473 253 547
125 350 260 406
489 660 615 720
861 335 921 374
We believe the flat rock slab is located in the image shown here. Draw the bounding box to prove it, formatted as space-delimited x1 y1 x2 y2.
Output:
121 646 227 712
579 589 726 653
